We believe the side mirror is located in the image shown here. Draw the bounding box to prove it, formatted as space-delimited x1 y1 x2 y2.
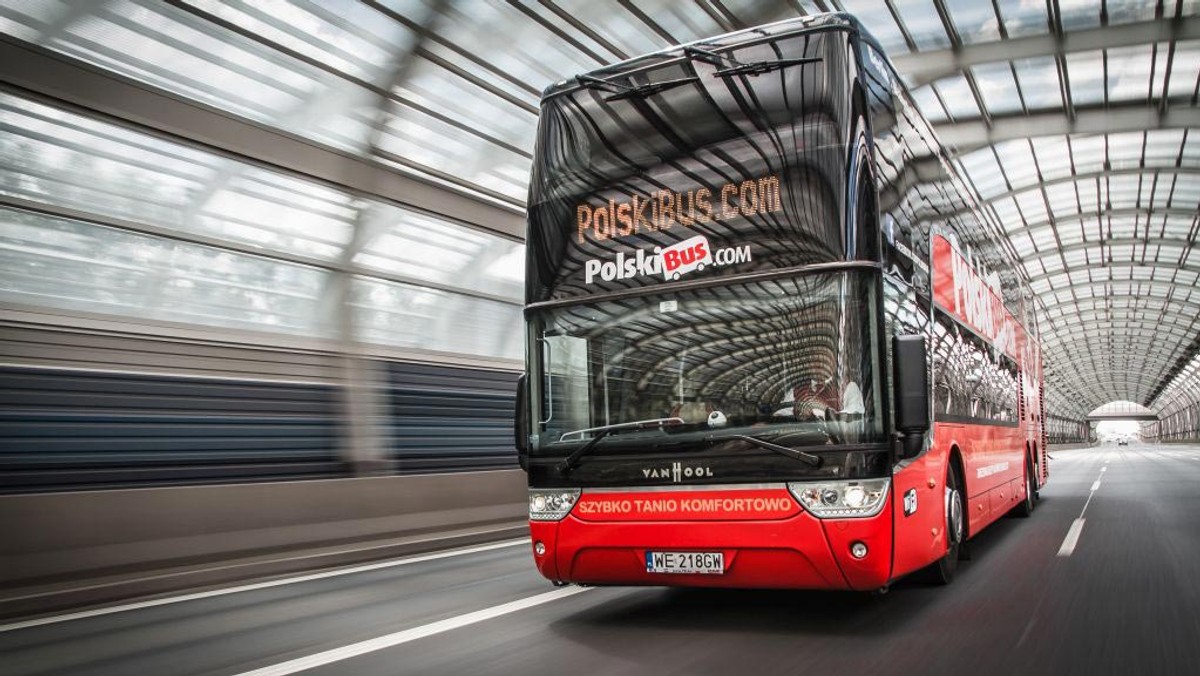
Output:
514 374 529 470
893 334 930 459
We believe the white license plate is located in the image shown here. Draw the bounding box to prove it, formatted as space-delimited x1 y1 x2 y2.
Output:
644 551 724 574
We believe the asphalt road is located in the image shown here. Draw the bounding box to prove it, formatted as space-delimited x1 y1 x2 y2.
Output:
4 443 1198 676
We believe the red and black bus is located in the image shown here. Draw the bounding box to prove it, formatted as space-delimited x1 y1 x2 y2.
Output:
515 13 1046 591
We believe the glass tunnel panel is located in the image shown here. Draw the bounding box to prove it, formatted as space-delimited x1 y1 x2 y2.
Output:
182 0 420 86
945 0 1003 44
378 103 533 202
838 1 908 53
956 150 1005 198
1106 44 1158 104
1167 40 1200 101
399 54 538 145
1064 49 1106 107
351 276 522 361
994 0 1051 38
20 0 380 153
891 0 952 50
0 92 356 261
1014 191 1049 224
1011 56 1064 111
933 74 981 120
353 202 525 302
909 84 949 123
970 62 1023 115
1140 130 1190 165
431 0 603 94
0 208 333 337
1054 225 1086 248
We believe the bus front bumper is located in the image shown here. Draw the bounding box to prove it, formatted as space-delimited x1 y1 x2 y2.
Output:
527 495 892 591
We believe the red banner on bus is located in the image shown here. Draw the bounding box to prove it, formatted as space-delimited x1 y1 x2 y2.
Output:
932 234 1020 358
572 488 801 522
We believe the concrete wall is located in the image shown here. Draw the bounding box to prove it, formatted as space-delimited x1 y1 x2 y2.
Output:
1 470 528 618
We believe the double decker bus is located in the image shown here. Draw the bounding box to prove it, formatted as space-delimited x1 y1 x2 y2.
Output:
515 13 1047 591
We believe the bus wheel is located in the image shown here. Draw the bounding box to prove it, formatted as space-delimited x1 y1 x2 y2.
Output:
930 464 964 585
1013 456 1035 518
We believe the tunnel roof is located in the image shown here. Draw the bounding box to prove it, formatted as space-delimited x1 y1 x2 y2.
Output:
0 0 1196 421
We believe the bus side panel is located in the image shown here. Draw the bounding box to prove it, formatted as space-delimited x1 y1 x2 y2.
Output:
958 422 1027 536
962 422 1025 502
936 424 995 540
889 443 950 580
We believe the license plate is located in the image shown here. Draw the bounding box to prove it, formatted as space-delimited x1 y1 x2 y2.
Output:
645 551 724 574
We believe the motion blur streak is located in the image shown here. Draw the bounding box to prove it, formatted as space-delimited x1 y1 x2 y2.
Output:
0 539 526 633
2 445 1198 676
233 587 590 676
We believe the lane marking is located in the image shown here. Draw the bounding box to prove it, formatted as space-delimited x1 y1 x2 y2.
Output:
1016 617 1037 648
1057 518 1087 557
0 539 528 634
1057 465 1107 558
233 586 591 676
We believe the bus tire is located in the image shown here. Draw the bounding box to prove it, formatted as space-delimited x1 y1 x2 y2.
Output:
1013 455 1036 518
929 461 964 585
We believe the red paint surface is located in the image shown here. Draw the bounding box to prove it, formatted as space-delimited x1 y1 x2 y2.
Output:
529 487 892 590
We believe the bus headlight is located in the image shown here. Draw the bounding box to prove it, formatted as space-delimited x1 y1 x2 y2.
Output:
788 479 890 518
529 489 581 521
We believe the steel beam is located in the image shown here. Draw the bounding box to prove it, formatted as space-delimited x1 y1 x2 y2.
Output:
946 166 1200 215
1026 259 1200 285
935 104 1200 153
1037 295 1200 317
1016 232 1199 268
892 16 1200 87
0 35 526 241
1085 413 1160 421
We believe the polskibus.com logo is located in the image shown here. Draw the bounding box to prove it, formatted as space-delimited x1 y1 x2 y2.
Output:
583 235 751 285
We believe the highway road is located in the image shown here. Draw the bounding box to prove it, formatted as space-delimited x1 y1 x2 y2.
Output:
4 444 1199 675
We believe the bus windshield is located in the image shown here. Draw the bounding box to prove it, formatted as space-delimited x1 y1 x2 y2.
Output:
530 269 884 454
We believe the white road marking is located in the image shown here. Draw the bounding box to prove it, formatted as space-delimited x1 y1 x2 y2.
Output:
0 539 528 633
1057 518 1087 557
1016 617 1038 648
233 586 591 676
1057 464 1107 558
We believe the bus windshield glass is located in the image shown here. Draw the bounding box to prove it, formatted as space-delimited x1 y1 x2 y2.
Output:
530 269 884 454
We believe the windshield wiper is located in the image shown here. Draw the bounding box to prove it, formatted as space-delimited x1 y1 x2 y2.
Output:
684 46 821 78
557 417 684 475
714 57 821 77
709 433 823 468
576 74 700 101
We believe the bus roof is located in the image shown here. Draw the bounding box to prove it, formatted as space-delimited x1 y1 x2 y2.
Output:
540 12 883 102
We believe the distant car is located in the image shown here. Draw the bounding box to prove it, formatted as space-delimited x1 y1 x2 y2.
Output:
1118 439 1129 446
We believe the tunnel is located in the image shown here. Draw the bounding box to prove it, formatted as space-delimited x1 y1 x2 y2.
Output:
1 1 1198 674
